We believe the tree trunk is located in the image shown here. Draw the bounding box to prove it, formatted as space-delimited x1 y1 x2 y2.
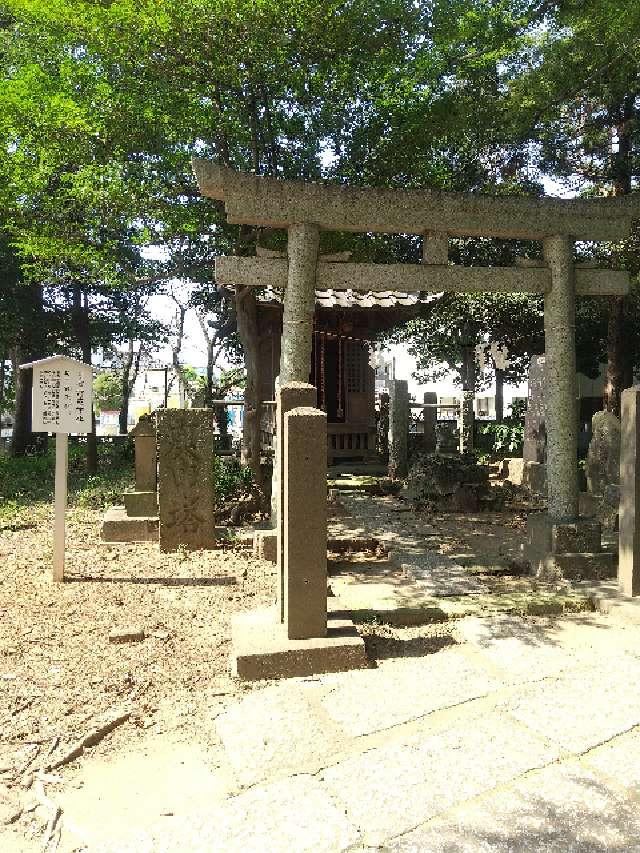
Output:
495 366 504 423
459 345 476 454
235 285 262 485
72 285 97 473
10 285 47 457
603 94 635 417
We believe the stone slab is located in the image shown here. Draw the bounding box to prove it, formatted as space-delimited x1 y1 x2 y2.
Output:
216 682 346 787
230 605 367 681
388 759 640 852
320 647 500 737
501 655 640 753
155 774 360 853
552 551 617 581
101 506 158 543
583 727 640 795
253 529 277 563
321 710 560 846
123 490 158 517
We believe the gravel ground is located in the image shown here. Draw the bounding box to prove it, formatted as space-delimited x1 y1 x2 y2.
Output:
1 505 275 813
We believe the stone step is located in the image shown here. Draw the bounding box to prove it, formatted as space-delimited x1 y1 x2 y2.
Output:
102 506 158 543
553 551 617 582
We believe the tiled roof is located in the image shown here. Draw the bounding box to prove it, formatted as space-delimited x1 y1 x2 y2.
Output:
255 286 426 310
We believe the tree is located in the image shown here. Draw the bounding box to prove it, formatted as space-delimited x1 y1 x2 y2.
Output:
93 372 123 415
506 0 640 414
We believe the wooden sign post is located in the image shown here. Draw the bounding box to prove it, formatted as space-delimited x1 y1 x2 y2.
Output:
20 356 93 583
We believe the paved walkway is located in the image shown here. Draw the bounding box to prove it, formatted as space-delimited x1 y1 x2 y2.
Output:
45 604 640 852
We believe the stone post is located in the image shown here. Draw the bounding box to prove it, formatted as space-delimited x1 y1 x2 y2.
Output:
123 415 158 517
280 223 320 384
276 382 317 622
423 392 437 453
135 417 156 489
422 231 448 265
388 379 409 478
619 386 640 596
283 406 327 639
543 235 579 522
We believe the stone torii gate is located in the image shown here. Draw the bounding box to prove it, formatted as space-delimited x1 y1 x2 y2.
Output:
194 160 637 676
195 160 635 525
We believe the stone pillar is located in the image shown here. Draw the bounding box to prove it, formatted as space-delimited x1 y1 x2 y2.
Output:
157 409 215 552
458 393 474 454
543 235 579 522
619 386 640 596
388 379 409 478
280 223 319 384
523 356 547 464
134 415 157 491
123 415 158 517
423 392 437 453
283 406 327 639
422 231 448 265
276 382 317 621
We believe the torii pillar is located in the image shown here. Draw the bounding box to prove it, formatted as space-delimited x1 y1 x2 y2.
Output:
527 235 606 576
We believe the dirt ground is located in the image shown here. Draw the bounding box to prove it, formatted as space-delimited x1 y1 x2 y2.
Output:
0 497 566 849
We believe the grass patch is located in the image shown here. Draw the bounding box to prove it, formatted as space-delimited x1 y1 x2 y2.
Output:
0 440 134 528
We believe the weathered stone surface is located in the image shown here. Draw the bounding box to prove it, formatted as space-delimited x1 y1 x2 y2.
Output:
321 711 560 845
132 414 157 493
586 410 621 495
503 457 525 485
253 529 277 563
543 236 579 522
162 775 360 853
422 391 437 453
109 627 145 644
157 409 215 552
552 551 617 581
552 520 601 554
402 454 488 506
283 406 327 640
619 385 640 597
195 161 639 241
216 254 630 295
275 382 317 621
523 460 547 496
320 648 499 737
216 683 345 787
123 490 158 517
280 223 319 384
388 760 640 852
501 655 640 753
230 606 367 682
101 505 158 542
388 379 409 479
523 356 547 465
583 727 640 795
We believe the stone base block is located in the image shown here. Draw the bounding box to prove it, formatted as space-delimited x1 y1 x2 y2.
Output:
124 490 158 517
101 506 158 543
524 513 610 580
230 604 367 681
551 520 602 554
522 461 547 495
551 552 617 582
253 529 277 564
501 457 525 485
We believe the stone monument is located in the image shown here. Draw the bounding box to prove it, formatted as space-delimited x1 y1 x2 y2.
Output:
157 409 215 552
619 387 640 596
102 414 159 543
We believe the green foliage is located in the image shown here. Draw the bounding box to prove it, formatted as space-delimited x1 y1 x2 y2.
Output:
212 455 253 506
0 439 133 526
93 371 123 414
480 400 526 456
